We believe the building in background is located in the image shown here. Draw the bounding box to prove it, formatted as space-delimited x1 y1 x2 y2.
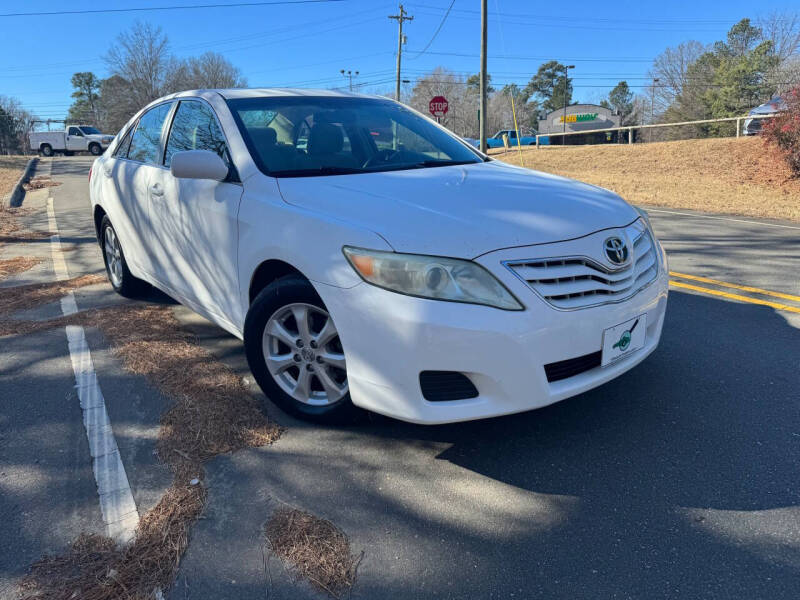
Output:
538 104 621 145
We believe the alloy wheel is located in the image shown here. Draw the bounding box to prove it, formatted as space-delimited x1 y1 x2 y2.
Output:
104 226 123 288
262 302 348 406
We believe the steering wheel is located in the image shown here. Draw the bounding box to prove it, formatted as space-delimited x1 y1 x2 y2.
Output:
363 148 402 168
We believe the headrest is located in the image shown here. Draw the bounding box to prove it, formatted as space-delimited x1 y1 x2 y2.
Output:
250 127 277 148
308 123 343 155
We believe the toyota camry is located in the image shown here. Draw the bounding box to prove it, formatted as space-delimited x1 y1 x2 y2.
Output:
89 89 669 424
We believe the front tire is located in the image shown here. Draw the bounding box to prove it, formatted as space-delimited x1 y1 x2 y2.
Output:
244 275 357 424
100 216 147 297
89 143 102 156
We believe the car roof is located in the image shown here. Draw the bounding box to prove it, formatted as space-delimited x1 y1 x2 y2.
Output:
166 88 388 101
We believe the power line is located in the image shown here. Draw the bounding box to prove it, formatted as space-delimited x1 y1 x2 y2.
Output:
410 0 455 59
0 0 346 18
406 50 657 62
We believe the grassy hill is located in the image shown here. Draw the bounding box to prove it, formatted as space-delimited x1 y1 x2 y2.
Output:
490 137 799 222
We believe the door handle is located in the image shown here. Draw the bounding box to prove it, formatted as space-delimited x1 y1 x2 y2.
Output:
150 183 164 197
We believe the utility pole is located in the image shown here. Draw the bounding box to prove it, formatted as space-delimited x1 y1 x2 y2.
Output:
389 4 413 102
650 77 660 142
479 0 487 153
340 69 359 92
562 65 575 141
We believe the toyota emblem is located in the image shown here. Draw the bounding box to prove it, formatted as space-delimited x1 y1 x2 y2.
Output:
604 237 629 265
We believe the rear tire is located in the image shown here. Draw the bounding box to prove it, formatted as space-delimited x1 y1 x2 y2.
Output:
244 275 358 424
89 143 102 156
40 144 53 157
100 216 147 298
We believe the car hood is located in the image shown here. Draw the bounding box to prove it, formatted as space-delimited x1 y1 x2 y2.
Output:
276 160 639 258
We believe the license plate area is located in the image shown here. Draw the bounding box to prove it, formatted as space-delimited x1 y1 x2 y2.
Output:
601 314 646 367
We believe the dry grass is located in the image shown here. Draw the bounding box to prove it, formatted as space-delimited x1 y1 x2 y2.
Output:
0 256 41 280
19 481 205 600
1 196 288 598
0 155 31 197
23 176 61 191
493 136 800 222
0 274 104 317
266 507 361 598
7 292 281 598
0 205 52 245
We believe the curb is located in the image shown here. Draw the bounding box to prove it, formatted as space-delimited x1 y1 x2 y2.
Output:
5 156 39 208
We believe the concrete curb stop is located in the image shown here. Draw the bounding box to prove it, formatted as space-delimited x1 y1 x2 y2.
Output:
5 156 39 208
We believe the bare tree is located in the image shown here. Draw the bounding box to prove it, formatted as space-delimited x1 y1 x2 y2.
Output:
104 22 173 108
649 40 708 117
759 11 800 61
409 68 473 136
182 52 247 89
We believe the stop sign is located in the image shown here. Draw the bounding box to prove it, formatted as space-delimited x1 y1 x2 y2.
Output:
429 96 449 118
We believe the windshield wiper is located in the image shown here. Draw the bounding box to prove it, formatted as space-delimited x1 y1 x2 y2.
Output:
272 166 364 178
411 159 477 168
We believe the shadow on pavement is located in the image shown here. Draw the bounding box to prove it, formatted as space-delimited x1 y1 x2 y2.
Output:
172 289 800 599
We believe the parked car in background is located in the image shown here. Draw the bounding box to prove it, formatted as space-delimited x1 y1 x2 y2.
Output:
90 88 668 425
743 97 786 135
29 125 113 156
486 129 537 148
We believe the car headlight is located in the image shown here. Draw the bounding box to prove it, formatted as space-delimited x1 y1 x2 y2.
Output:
343 247 523 310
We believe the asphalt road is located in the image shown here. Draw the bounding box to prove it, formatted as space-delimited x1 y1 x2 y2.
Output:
1 156 798 599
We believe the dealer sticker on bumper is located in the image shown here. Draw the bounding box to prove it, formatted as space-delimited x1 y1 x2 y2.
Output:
601 314 646 367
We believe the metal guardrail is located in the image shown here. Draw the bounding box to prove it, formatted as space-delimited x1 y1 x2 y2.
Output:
535 113 778 147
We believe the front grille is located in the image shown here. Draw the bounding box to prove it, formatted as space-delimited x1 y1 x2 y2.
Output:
544 351 602 382
419 371 479 401
505 221 658 310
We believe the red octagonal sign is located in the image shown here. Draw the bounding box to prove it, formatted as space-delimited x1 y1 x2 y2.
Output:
429 96 449 117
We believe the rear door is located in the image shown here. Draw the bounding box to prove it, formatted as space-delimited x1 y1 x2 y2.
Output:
154 99 244 327
120 102 174 280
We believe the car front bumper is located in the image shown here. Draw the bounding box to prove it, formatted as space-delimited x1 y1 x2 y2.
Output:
315 244 669 424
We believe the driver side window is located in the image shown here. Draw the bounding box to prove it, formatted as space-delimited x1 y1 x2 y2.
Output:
164 100 230 168
68 127 82 136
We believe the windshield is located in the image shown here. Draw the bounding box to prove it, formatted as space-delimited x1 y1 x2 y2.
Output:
227 96 483 177
80 126 101 135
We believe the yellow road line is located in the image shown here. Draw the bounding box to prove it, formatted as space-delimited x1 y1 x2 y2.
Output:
669 271 800 304
669 280 800 314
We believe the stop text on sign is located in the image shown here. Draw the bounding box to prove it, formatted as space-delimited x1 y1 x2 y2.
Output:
429 96 449 117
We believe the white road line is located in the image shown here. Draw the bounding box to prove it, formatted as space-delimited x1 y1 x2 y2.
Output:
46 190 139 545
645 208 800 230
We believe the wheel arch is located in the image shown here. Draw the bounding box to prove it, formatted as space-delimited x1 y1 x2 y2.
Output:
248 259 309 304
93 204 107 241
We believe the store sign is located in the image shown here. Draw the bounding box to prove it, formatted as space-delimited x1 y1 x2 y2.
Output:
559 113 599 123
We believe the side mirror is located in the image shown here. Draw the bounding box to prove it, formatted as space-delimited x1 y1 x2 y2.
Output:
170 150 229 181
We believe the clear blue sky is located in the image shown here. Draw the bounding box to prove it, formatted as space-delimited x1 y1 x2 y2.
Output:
1 0 796 121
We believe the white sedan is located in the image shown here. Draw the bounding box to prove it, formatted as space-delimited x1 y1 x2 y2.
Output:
90 89 668 424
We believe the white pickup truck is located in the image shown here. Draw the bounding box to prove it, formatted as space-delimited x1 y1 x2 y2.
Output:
29 126 114 157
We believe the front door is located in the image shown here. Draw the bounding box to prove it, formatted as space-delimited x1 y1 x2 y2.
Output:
66 126 86 151
155 99 243 328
